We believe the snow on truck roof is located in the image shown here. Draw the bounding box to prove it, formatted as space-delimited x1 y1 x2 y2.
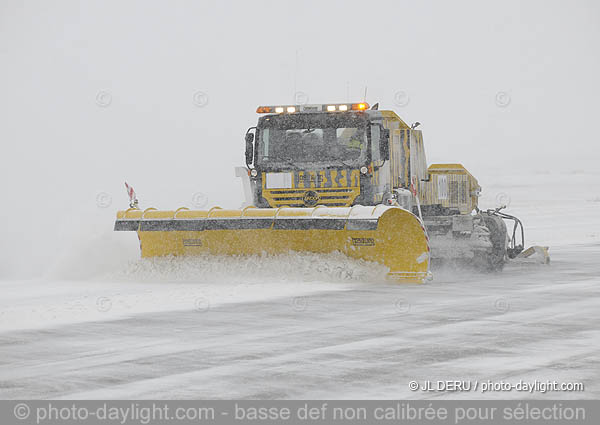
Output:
428 164 477 179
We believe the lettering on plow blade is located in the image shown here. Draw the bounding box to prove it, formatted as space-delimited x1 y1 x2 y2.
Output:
302 190 320 207
352 237 376 246
183 239 203 246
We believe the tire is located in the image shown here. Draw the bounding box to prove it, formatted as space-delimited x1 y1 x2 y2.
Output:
476 214 508 272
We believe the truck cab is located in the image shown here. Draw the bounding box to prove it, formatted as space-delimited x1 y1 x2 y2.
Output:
245 102 474 215
243 102 513 269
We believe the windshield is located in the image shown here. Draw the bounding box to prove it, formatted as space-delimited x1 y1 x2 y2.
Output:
256 113 368 168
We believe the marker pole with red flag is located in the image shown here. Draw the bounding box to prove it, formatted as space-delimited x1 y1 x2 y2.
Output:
125 182 139 209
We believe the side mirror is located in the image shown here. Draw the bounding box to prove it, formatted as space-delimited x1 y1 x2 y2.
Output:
245 131 255 166
379 128 390 161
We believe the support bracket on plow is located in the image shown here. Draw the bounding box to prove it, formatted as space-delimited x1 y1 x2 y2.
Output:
517 245 550 264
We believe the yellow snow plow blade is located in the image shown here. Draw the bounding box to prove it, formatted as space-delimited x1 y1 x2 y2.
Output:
115 205 431 283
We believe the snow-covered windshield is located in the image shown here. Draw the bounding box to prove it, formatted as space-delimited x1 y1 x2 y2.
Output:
256 113 368 168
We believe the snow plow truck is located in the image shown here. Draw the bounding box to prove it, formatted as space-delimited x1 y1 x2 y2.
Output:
115 102 548 282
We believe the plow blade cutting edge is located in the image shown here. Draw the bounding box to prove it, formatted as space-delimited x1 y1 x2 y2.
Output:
114 205 431 283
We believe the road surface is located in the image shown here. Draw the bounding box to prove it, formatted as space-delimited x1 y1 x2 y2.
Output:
1 244 598 399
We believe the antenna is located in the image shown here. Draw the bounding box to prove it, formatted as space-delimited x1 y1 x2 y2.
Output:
293 49 299 103
363 86 368 102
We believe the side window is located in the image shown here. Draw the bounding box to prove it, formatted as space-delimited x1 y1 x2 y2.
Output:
261 128 270 158
370 125 380 162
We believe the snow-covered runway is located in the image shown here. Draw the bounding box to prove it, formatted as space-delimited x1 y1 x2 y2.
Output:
1 243 598 399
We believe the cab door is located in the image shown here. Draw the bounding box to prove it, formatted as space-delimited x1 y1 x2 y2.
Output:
409 130 428 195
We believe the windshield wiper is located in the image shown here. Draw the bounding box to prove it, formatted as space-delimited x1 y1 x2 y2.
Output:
261 156 298 169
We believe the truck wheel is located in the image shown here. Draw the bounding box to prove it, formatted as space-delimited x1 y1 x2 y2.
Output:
476 214 508 272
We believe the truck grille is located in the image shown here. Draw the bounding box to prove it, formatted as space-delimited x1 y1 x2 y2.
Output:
264 188 358 207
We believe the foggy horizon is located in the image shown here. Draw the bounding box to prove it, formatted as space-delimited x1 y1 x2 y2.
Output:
1 0 599 278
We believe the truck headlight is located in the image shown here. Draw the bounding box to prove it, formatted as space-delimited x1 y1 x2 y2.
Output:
250 169 258 177
360 166 368 175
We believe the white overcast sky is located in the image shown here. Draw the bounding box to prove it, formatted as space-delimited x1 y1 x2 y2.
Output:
1 0 599 277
